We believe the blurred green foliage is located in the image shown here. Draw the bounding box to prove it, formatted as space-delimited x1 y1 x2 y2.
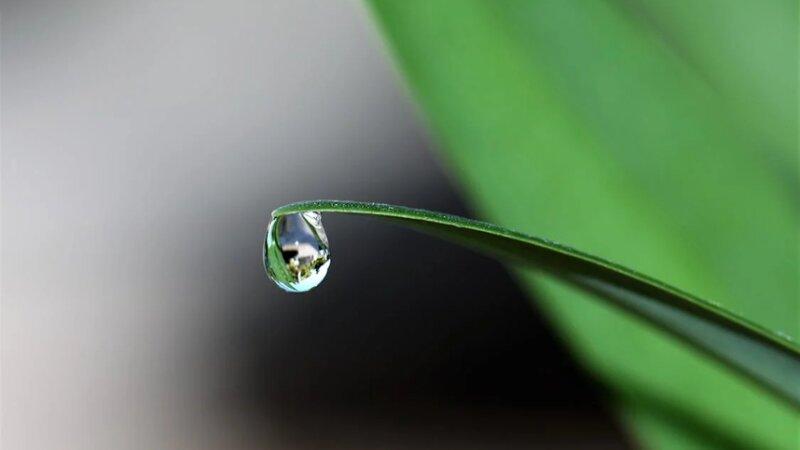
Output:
367 1 798 448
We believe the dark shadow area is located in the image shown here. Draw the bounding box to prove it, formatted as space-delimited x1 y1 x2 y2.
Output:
204 189 633 449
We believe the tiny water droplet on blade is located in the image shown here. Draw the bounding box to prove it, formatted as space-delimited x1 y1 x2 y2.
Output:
264 211 331 293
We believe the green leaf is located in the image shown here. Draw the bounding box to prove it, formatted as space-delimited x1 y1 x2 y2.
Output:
273 200 800 410
364 1 798 448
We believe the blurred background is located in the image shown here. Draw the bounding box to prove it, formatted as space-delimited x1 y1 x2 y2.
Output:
2 0 630 448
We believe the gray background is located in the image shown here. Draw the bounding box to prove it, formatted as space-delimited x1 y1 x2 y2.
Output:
2 1 627 448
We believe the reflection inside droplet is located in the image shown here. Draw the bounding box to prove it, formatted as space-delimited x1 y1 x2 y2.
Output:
264 211 331 293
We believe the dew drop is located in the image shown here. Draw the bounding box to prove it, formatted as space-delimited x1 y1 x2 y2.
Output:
264 211 331 293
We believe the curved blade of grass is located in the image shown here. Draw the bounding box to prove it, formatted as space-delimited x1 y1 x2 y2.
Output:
272 200 800 408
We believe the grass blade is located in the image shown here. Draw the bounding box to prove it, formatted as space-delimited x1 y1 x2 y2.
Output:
363 2 797 446
272 200 800 409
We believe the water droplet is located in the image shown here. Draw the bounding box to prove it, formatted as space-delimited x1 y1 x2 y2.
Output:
264 211 331 293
